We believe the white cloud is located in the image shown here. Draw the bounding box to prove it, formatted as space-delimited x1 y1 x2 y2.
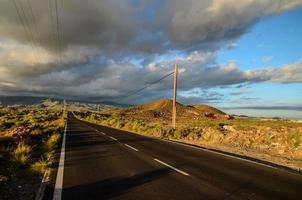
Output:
246 61 302 83
262 55 274 63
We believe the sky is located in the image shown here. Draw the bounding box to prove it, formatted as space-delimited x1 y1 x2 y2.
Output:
0 0 301 119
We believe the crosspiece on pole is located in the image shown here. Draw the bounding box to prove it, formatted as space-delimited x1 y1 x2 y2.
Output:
172 63 178 129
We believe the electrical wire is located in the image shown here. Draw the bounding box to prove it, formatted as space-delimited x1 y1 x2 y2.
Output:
119 71 174 101
12 0 41 63
48 0 59 60
54 0 62 64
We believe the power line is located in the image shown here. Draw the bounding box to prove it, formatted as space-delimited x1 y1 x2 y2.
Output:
48 0 56 50
26 0 50 63
119 71 174 101
54 0 62 64
12 0 41 63
48 0 65 69
58 0 65 64
12 0 30 42
26 0 38 38
17 0 38 48
26 0 45 48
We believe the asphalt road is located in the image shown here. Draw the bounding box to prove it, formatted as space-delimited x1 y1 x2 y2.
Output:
45 113 302 200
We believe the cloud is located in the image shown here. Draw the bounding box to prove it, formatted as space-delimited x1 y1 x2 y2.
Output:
178 88 224 104
0 0 137 53
0 0 301 102
262 55 274 63
159 0 302 47
223 106 302 112
1 49 301 104
246 61 302 83
227 42 238 50
1 0 301 57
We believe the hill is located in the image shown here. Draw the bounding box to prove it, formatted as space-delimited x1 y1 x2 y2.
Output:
0 96 53 106
191 104 226 115
118 99 229 120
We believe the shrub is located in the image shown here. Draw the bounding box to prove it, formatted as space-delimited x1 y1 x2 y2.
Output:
31 160 47 174
45 133 60 150
115 120 125 129
44 152 53 161
173 129 182 139
11 142 32 165
288 132 301 148
30 129 42 135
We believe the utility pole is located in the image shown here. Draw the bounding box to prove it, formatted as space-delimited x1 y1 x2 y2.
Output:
63 99 66 118
172 63 178 129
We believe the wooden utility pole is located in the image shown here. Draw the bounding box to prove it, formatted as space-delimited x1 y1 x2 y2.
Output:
63 100 66 117
172 63 178 129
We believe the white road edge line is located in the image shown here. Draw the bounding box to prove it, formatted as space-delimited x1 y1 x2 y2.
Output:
101 132 106 135
109 136 118 141
124 144 139 152
154 158 189 176
53 123 67 200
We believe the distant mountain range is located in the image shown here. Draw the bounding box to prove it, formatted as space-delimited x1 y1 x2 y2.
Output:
0 95 128 107
0 96 54 106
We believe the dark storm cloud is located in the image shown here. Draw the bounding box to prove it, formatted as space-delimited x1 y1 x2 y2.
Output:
1 0 301 55
0 0 137 53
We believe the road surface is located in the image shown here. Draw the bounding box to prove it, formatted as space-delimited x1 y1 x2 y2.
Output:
44 113 302 200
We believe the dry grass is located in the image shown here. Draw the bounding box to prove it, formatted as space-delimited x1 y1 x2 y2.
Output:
11 142 32 165
30 160 47 174
45 133 60 150
0 106 66 199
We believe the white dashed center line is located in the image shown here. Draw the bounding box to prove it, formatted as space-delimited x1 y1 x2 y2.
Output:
109 136 118 141
124 144 139 151
154 158 189 176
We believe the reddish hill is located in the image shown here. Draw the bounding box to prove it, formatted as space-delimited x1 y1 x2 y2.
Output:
191 104 226 115
120 99 229 120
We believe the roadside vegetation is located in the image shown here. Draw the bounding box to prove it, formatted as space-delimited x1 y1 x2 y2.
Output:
74 99 302 171
0 106 65 200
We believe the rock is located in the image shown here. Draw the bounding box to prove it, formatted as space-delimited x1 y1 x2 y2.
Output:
224 115 233 120
224 125 236 132
204 112 217 119
0 175 9 182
